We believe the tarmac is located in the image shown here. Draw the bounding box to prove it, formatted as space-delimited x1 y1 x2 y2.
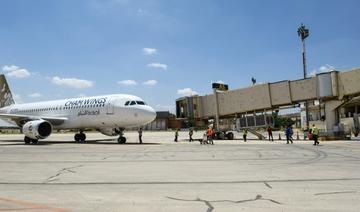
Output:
0 131 360 212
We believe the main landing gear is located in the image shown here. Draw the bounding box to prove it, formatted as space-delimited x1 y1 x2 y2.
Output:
116 128 126 144
24 136 38 144
74 132 86 142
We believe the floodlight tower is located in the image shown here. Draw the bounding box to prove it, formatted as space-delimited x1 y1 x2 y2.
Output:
298 23 310 129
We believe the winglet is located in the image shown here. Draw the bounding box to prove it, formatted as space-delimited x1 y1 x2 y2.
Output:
0 74 15 108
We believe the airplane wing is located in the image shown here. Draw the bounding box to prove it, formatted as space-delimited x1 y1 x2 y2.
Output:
0 113 68 126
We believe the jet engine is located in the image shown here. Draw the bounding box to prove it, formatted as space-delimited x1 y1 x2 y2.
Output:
22 120 53 139
98 128 120 136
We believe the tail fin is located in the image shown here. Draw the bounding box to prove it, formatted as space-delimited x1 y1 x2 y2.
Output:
0 74 15 107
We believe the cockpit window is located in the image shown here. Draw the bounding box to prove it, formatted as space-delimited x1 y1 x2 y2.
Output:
125 101 130 106
136 101 145 105
130 101 136 105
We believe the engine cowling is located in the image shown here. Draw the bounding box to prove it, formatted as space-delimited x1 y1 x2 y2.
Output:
98 128 120 136
22 120 53 140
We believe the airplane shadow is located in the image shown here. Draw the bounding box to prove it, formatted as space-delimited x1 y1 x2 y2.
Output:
0 138 160 146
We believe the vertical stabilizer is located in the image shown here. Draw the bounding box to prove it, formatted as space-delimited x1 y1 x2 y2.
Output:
0 75 15 107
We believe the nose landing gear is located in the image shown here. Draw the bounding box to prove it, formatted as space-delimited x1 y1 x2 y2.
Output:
116 128 126 144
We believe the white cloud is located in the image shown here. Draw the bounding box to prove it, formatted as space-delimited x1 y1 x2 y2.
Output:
51 76 94 89
142 48 157 55
177 88 198 96
117 80 137 86
147 63 167 70
215 80 224 84
143 80 157 86
28 93 42 98
309 64 335 77
2 65 19 72
7 69 31 78
2 65 31 78
309 70 317 77
319 64 335 72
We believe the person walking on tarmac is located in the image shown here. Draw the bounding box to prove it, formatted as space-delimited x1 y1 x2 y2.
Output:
267 126 274 141
138 128 143 144
189 128 194 142
311 124 320 146
174 129 179 142
285 126 293 144
243 129 248 142
207 127 214 145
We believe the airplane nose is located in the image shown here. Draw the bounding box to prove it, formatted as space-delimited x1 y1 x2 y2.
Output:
142 106 156 124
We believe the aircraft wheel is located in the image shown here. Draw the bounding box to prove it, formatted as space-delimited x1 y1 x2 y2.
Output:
74 133 81 142
80 133 86 142
226 132 234 140
24 136 31 144
118 137 126 144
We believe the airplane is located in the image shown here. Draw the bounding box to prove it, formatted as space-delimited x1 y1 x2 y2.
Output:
0 74 156 144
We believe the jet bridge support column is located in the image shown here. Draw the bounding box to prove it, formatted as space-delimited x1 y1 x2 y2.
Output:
213 88 220 131
323 100 343 134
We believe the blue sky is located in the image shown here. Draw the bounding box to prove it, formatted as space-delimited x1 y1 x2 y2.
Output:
0 0 359 112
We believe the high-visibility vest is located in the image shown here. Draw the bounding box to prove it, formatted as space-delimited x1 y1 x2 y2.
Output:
207 129 213 137
312 127 319 135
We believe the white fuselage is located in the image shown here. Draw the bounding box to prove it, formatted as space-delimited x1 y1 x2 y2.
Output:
0 94 156 130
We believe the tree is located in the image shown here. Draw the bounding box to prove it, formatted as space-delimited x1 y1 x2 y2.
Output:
272 111 295 129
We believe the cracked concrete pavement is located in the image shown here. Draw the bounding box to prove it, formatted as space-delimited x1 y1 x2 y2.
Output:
0 131 360 211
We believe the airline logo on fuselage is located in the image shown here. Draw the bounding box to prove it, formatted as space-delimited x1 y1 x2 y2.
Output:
65 97 107 107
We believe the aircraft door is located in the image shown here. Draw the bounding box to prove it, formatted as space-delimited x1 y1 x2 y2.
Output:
106 98 114 115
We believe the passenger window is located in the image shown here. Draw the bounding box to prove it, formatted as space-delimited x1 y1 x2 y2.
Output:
130 101 136 105
125 101 130 106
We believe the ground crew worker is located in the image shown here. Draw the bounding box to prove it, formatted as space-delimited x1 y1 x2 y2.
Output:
207 127 214 145
189 128 193 142
285 126 293 144
267 126 274 141
243 129 248 142
311 124 319 146
138 128 143 144
174 129 179 142
201 132 208 145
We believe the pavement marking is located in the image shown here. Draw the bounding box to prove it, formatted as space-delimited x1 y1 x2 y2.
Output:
1 177 360 185
314 191 358 196
0 197 73 212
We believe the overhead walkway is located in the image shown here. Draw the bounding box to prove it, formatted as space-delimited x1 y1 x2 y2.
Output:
176 68 360 134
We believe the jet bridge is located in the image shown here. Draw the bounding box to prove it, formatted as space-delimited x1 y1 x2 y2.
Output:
176 68 360 135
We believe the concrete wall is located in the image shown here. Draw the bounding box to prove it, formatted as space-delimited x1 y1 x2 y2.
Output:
200 94 216 118
338 68 360 98
219 84 271 116
290 77 317 102
269 81 292 106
